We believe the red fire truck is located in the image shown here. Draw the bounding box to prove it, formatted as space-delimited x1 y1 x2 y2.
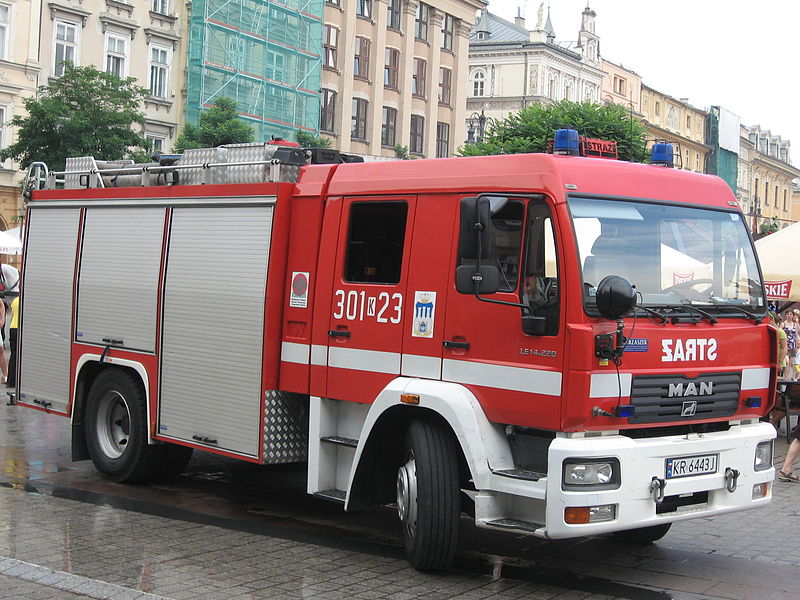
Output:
17 134 776 570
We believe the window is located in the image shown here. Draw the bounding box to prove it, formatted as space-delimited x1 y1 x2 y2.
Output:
148 44 169 98
54 20 78 76
324 26 338 69
410 114 424 154
0 106 5 152
152 0 168 14
387 0 401 30
321 89 336 133
354 37 370 79
356 0 371 18
775 185 779 208
381 107 397 147
326 0 340 5
613 76 626 96
412 58 426 97
784 189 788 211
686 115 691 129
345 202 408 284
384 48 399 88
415 3 429 40
436 122 449 158
105 34 127 78
472 71 485 97
441 14 455 50
438 67 451 105
655 101 661 117
352 98 368 140
265 50 285 82
0 4 8 61
522 201 560 335
146 135 165 153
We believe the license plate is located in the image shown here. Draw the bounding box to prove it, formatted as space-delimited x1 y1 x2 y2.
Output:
665 453 718 479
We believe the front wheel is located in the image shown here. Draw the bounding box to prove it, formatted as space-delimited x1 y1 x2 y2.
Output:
612 522 672 544
85 368 163 483
396 419 460 571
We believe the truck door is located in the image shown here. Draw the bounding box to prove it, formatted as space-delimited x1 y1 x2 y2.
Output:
326 196 416 404
441 195 566 430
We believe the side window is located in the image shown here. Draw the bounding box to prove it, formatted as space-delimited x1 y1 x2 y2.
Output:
344 202 408 284
522 202 559 335
458 198 523 292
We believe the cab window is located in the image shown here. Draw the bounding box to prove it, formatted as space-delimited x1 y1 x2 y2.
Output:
344 202 408 284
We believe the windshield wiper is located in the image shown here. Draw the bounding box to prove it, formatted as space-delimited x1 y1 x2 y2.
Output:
676 303 718 324
633 304 669 324
703 303 765 323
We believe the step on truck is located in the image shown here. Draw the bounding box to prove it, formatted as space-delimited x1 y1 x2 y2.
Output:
17 133 776 570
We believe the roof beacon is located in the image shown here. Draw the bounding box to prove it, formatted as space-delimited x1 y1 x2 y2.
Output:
651 142 675 167
553 129 580 156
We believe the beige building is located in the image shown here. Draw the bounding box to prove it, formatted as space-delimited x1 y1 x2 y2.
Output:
467 5 603 143
0 0 41 233
744 125 799 234
321 0 484 158
601 59 641 113
640 85 709 174
39 0 186 153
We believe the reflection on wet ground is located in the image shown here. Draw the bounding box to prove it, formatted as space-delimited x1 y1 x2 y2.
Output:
1 400 799 600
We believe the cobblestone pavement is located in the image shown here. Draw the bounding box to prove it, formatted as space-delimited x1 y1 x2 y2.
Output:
1 398 798 599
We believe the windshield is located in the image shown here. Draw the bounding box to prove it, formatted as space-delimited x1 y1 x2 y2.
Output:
570 197 765 311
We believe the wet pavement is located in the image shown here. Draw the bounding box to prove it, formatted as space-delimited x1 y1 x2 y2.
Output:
1 396 798 599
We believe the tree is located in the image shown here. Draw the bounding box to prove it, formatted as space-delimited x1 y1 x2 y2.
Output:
295 130 331 148
0 64 150 171
458 100 649 162
174 97 254 151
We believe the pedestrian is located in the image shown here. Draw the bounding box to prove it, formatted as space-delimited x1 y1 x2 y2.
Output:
783 310 797 376
778 424 800 483
6 294 18 387
0 298 8 383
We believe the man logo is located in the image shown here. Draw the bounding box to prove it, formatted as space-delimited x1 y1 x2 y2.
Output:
681 401 698 417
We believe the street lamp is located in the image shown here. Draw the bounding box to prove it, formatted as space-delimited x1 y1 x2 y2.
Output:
466 110 490 144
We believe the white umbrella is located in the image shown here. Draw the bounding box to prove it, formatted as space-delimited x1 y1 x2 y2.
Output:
0 230 21 255
755 222 800 301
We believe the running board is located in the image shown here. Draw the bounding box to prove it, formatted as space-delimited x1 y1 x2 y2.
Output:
484 518 542 534
320 435 358 448
314 489 346 503
492 468 543 481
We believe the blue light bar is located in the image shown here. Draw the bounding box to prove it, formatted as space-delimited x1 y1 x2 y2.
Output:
553 129 580 155
651 142 674 167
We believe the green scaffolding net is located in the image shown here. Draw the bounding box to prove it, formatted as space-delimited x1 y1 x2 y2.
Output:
187 0 323 143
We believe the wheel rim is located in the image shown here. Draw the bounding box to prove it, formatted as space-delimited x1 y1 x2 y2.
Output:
396 452 418 539
94 391 131 460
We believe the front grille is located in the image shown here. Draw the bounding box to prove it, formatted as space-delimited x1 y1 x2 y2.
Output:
628 372 741 424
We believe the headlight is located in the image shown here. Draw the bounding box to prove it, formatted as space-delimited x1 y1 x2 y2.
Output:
754 440 773 472
562 458 620 490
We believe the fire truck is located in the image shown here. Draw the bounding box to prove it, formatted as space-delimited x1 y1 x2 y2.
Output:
17 133 776 570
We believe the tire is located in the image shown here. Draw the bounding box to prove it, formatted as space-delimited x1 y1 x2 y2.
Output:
396 419 460 571
152 444 194 482
612 523 672 544
85 368 163 483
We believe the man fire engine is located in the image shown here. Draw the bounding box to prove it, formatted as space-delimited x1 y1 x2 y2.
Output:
16 132 776 570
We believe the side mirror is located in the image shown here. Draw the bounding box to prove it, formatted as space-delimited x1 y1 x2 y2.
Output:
596 275 636 320
522 315 547 336
459 197 492 259
456 265 500 294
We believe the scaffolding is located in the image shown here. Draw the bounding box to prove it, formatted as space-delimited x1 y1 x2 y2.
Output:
187 0 323 142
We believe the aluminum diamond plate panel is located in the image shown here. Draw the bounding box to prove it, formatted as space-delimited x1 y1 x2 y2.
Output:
262 391 309 464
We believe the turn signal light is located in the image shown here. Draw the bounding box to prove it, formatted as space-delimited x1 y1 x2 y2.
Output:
564 504 616 524
400 394 420 405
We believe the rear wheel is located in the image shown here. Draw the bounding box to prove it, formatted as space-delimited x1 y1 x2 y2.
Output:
612 523 672 544
396 419 460 571
85 368 162 483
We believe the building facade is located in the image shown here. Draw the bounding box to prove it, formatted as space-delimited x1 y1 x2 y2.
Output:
0 0 40 232
39 0 187 152
600 59 641 114
744 125 800 235
640 85 709 174
320 0 484 159
467 6 603 144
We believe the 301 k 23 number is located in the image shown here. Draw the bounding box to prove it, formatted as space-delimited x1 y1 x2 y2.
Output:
332 290 402 323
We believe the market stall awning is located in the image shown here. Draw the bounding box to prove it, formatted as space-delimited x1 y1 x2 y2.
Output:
755 222 800 301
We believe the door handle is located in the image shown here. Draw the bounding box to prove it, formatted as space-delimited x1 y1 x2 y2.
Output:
443 340 469 350
328 329 351 338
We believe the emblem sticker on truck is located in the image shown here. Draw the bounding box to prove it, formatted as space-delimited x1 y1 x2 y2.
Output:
290 272 309 308
661 338 717 362
412 291 436 338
